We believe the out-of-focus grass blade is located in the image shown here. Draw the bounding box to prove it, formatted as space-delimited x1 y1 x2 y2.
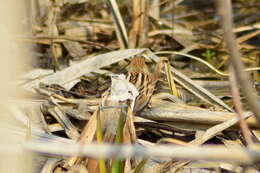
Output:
26 112 32 141
96 109 107 173
164 60 178 97
111 160 122 173
111 108 127 173
106 0 129 49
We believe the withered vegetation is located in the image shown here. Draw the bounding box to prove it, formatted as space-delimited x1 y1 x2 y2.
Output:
4 0 260 173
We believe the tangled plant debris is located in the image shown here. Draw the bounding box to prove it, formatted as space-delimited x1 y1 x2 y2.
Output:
3 0 260 173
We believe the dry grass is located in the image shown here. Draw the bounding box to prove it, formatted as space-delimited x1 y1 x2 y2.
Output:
1 0 260 173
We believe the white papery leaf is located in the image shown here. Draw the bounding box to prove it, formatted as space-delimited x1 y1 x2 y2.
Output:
108 74 139 109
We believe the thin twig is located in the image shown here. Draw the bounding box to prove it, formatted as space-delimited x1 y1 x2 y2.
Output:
155 51 260 76
217 0 260 123
33 35 113 50
229 65 253 145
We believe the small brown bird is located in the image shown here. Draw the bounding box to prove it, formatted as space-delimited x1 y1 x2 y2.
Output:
126 56 163 112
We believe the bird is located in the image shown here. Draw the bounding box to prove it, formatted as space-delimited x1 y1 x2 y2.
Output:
126 56 163 112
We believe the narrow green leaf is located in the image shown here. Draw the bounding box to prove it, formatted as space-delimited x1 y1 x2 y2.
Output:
96 109 107 173
164 61 178 97
133 159 148 173
111 108 127 173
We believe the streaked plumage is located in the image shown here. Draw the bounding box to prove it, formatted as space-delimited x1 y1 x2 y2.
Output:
126 56 162 112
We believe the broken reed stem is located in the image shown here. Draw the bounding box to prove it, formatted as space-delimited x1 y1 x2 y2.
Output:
129 0 148 48
217 0 260 124
229 65 254 145
107 0 129 48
